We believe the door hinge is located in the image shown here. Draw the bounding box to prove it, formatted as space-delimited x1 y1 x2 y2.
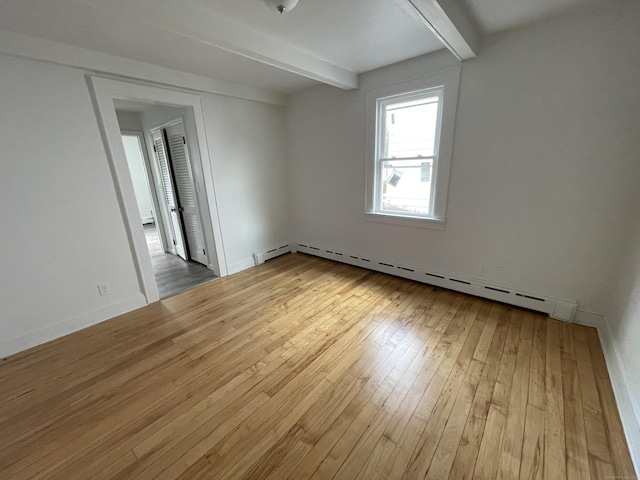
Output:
153 145 157 153
203 249 206 255
183 136 186 144
173 239 176 245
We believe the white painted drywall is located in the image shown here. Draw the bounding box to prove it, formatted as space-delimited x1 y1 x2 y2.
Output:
287 0 640 315
0 55 142 351
121 135 155 224
0 52 290 357
606 214 640 462
200 94 291 272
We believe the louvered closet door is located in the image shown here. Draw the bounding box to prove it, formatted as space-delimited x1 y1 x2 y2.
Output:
152 129 187 261
165 122 207 266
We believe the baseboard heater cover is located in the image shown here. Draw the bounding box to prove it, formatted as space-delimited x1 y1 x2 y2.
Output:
253 244 293 266
295 243 577 322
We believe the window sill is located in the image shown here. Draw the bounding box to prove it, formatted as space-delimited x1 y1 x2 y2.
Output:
364 212 445 230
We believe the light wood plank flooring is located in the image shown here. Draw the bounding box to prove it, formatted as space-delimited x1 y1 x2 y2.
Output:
144 223 217 299
0 253 635 479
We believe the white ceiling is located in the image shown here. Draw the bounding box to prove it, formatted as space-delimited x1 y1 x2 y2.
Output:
0 0 322 93
462 0 596 33
190 0 444 73
0 0 600 94
0 0 444 94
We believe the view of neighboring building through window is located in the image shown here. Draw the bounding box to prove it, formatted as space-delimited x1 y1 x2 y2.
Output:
377 89 442 216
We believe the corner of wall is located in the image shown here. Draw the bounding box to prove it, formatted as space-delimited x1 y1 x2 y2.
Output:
574 310 640 475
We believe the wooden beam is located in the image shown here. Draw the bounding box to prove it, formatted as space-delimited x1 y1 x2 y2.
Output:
79 0 359 90
0 28 289 106
407 0 480 60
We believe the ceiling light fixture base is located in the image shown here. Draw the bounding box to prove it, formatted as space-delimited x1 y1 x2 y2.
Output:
263 0 299 14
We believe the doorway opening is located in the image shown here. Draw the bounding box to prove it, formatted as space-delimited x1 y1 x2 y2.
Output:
115 101 217 299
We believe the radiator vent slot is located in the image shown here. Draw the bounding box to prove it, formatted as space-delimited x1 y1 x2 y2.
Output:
335 252 343 256
426 273 445 279
278 245 289 250
325 250 334 254
449 278 471 285
361 258 371 263
266 248 278 254
309 246 320 251
298 244 308 248
516 293 546 302
398 267 415 272
350 256 359 260
379 262 395 267
485 286 510 294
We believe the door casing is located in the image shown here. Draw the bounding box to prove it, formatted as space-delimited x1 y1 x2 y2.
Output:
89 76 228 304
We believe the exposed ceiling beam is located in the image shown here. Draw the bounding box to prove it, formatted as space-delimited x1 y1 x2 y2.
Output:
407 0 480 60
0 28 288 106
77 0 359 90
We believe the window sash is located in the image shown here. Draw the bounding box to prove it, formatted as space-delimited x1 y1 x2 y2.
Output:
377 91 442 160
374 88 444 218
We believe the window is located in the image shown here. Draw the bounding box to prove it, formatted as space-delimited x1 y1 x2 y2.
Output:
365 68 460 229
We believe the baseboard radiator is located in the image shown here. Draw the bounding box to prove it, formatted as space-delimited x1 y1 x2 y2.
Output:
295 243 577 322
253 243 294 265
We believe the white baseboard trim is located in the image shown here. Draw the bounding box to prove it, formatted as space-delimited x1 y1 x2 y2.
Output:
0 294 147 359
574 310 640 475
227 257 257 275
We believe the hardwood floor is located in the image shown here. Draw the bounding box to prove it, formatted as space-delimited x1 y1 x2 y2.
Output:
144 223 218 299
0 254 635 479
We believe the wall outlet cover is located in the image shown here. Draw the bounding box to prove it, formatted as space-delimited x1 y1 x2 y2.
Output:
97 283 111 296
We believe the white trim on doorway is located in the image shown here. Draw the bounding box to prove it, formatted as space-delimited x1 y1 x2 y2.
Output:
88 76 228 304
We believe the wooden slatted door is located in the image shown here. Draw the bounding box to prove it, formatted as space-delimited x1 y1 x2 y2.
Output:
164 122 207 266
151 128 187 261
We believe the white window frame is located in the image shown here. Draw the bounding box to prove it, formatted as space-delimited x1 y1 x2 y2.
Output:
365 68 461 229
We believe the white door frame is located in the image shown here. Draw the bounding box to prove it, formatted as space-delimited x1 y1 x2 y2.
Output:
89 76 228 304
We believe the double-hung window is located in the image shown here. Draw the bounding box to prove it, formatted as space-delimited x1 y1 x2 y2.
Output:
366 68 460 229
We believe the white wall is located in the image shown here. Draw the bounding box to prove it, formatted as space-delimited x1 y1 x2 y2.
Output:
116 110 155 224
606 213 640 462
121 134 155 224
287 0 640 315
201 94 290 272
0 53 289 357
0 55 143 352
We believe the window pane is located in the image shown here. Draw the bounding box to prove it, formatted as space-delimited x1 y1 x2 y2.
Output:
380 159 433 215
383 97 439 158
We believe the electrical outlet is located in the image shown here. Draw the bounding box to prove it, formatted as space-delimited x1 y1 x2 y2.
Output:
97 283 111 296
479 265 488 277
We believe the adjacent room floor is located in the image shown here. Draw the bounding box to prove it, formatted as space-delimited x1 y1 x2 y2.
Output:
144 223 217 299
0 254 634 479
